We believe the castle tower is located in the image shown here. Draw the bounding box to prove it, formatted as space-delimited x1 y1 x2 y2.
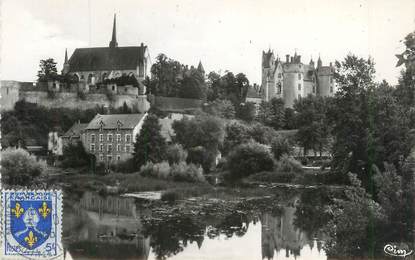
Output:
62 48 70 74
197 60 205 76
109 14 118 48
317 56 322 68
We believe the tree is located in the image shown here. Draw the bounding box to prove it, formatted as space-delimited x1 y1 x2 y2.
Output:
236 102 256 122
61 141 91 168
271 137 293 160
133 114 167 168
204 99 236 119
1 148 46 186
37 58 58 82
294 95 330 156
172 115 225 152
166 144 188 164
222 121 252 155
256 98 285 130
227 141 274 179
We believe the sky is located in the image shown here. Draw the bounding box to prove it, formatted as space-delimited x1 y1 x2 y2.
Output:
1 0 414 85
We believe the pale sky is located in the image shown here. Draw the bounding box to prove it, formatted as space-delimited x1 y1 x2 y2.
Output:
1 0 414 85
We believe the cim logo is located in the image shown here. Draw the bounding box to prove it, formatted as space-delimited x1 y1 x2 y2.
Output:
384 244 414 258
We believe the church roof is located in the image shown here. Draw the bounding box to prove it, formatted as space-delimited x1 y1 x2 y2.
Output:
86 113 146 130
68 46 147 72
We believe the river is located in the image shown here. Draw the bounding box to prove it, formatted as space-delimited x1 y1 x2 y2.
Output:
62 189 329 260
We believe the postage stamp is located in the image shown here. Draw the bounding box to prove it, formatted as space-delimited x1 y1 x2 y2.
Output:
1 190 63 259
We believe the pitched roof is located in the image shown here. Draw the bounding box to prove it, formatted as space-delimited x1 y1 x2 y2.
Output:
68 46 147 72
86 113 146 130
62 123 88 137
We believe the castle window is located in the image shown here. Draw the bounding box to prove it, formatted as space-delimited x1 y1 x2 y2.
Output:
99 154 104 161
112 85 115 91
90 134 95 142
90 144 95 152
107 155 112 162
125 134 131 143
277 83 282 94
298 84 301 91
312 86 316 93
107 134 113 142
99 134 103 142
117 144 121 152
125 145 131 153
298 73 302 80
116 134 121 142
117 155 121 161
107 144 112 152
99 144 103 152
80 75 84 80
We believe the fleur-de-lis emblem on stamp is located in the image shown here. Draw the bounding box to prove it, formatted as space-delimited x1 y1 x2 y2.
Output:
12 202 24 218
38 201 51 219
24 231 37 248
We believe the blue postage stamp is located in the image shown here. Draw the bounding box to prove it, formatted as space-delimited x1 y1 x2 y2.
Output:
2 190 63 259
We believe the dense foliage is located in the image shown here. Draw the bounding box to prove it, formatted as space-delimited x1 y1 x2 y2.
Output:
227 141 274 179
1 148 46 186
133 114 167 168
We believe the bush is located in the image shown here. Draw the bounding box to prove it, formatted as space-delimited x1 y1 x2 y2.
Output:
1 148 46 186
227 141 274 179
110 158 136 173
166 144 187 164
271 137 293 160
172 162 205 182
139 161 170 179
275 155 303 173
95 162 108 176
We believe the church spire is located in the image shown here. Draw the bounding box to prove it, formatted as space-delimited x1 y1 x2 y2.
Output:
64 48 68 64
109 14 118 48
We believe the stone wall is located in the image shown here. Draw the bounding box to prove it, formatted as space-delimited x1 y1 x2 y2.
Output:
18 91 150 112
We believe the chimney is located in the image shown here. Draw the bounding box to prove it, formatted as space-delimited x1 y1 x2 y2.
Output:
286 55 290 63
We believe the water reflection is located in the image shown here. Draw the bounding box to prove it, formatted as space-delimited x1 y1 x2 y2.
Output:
63 191 326 260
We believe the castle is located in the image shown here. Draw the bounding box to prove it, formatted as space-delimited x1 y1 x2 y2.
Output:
261 49 337 108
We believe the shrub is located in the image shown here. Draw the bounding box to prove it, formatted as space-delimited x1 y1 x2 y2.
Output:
275 155 303 173
170 161 205 182
110 158 136 173
166 144 187 164
227 141 274 179
271 137 293 160
139 161 170 179
95 162 108 176
1 148 46 186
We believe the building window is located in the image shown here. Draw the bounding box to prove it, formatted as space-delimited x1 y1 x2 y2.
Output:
99 134 103 142
90 144 95 152
117 155 121 161
117 144 121 152
87 74 93 84
330 86 334 93
277 83 282 94
312 85 316 93
298 84 301 91
116 134 121 142
99 144 103 152
107 144 112 152
298 73 302 80
91 134 95 142
330 76 333 83
107 134 113 142
99 154 104 161
125 134 131 143
107 155 112 162
125 145 131 153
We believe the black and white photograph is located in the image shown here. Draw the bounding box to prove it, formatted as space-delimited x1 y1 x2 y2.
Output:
1 0 415 259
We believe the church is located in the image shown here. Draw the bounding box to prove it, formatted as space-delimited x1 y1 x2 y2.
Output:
62 14 150 92
261 49 337 108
